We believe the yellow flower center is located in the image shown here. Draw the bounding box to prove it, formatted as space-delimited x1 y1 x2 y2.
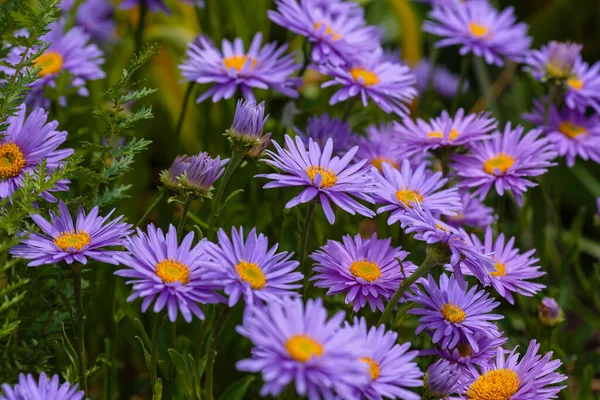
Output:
491 262 506 277
372 157 398 172
349 259 382 282
483 153 515 175
314 22 343 40
156 259 190 285
53 230 92 252
306 165 338 189
427 129 460 141
466 369 520 400
285 334 323 362
223 55 257 72
441 303 466 323
457 343 473 358
567 77 583 90
469 22 489 38
359 357 380 381
546 62 571 79
235 260 267 289
350 67 380 86
395 188 424 207
0 142 26 179
558 121 588 139
34 51 63 76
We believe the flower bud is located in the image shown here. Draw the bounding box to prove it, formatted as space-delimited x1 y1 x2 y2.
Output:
226 99 270 159
538 297 564 327
424 359 461 399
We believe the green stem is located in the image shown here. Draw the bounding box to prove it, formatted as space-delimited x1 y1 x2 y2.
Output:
451 55 470 114
73 266 88 396
393 302 418 328
341 97 358 123
177 198 193 241
150 313 164 399
174 83 195 149
377 252 438 326
205 306 231 400
497 194 506 233
137 192 164 227
472 57 500 118
301 200 318 297
207 151 243 241
134 0 148 56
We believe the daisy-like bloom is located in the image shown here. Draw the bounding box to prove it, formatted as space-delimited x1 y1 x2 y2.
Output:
310 233 417 312
451 123 557 206
257 135 377 224
0 104 73 199
445 191 496 230
10 201 131 266
355 123 406 173
179 32 301 103
319 56 417 117
120 0 169 13
268 0 380 66
115 224 224 322
523 100 600 167
423 333 508 369
227 99 271 160
160 153 228 199
462 340 567 399
393 108 497 156
236 297 369 399
294 113 354 155
538 297 564 327
346 317 423 400
525 41 582 82
564 58 600 113
375 160 462 224
423 1 531 66
202 227 303 307
425 359 461 398
2 22 104 107
413 58 468 98
0 373 83 400
408 274 503 351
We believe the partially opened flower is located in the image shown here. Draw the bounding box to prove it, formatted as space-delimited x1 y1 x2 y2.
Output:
236 297 369 399
425 359 461 398
564 58 600 113
451 123 557 205
423 332 508 369
295 113 354 155
227 99 271 158
203 227 303 307
538 297 564 327
445 191 496 230
179 32 301 103
115 224 224 322
525 41 582 82
257 135 377 224
408 274 503 351
424 1 531 66
310 233 417 312
413 58 468 98
0 373 83 400
10 201 131 266
160 153 228 199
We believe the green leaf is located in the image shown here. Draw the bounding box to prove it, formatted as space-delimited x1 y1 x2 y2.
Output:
168 348 197 400
135 335 152 373
218 189 244 212
219 376 255 400
153 378 163 400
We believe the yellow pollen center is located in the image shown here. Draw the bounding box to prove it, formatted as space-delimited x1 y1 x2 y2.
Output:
314 22 343 40
372 157 398 172
435 223 451 233
285 334 323 362
467 369 520 400
0 142 26 179
427 129 460 141
349 259 382 282
350 67 380 86
441 303 466 323
483 153 515 175
306 165 338 189
156 259 190 285
546 62 570 79
34 51 63 76
457 343 473 358
53 230 92 252
491 262 506 277
395 188 424 207
359 357 380 381
469 22 489 38
223 55 257 72
558 121 588 139
235 260 267 289
567 77 583 90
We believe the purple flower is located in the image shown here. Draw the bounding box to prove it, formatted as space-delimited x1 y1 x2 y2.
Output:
0 373 83 400
10 200 131 266
179 32 301 103
375 160 462 224
523 100 600 167
424 333 508 369
408 274 503 352
538 297 564 327
115 224 224 322
461 341 567 399
424 1 531 66
202 227 302 307
451 123 557 206
160 153 228 199
425 359 461 398
319 55 417 117
236 297 369 399
228 99 272 160
346 317 423 400
564 58 600 113
393 108 497 156
0 104 73 200
294 113 354 155
76 0 116 43
268 0 380 66
120 0 169 13
310 233 416 312
413 58 468 98
525 41 582 81
257 135 377 224
445 191 496 230
355 123 410 173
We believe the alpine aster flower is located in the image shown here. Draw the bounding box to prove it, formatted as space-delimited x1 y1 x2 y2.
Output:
538 297 564 327
75 0 116 43
462 341 567 399
424 333 508 369
525 41 582 82
179 32 301 103
424 1 532 66
451 123 557 206
236 297 369 399
115 224 224 322
408 274 503 351
523 100 600 167
445 191 496 230
294 113 354 155
203 227 303 307
564 58 600 113
160 153 228 199
425 359 461 398
227 99 271 159
257 135 377 224
413 58 468 98
355 123 406 172
10 200 132 266
0 373 83 400
375 160 462 224
310 233 417 312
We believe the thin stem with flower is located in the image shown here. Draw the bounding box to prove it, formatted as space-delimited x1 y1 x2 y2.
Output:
301 199 318 297
207 151 243 241
205 305 231 400
150 312 164 399
72 266 88 396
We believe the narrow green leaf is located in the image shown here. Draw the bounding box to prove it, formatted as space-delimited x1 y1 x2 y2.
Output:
219 376 255 400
